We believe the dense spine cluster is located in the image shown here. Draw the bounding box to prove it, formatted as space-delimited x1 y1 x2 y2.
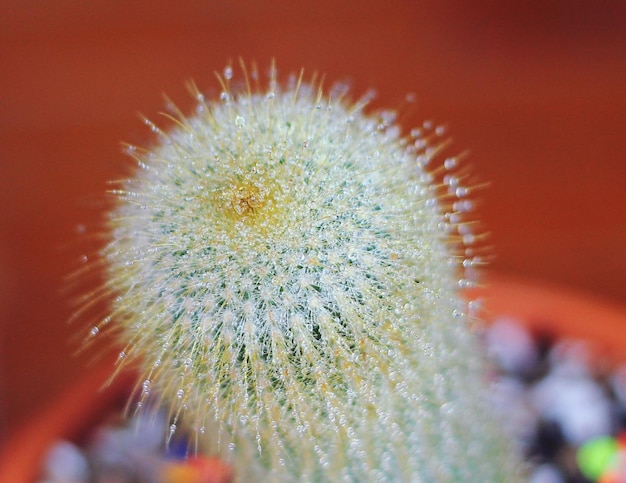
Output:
94 64 521 481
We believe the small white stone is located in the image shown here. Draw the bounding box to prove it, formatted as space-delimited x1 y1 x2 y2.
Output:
130 409 168 451
530 372 613 445
529 463 564 483
89 410 167 462
41 440 90 483
86 412 167 481
486 317 538 375
549 339 594 377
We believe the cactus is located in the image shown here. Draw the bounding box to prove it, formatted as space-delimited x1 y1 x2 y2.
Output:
93 63 522 481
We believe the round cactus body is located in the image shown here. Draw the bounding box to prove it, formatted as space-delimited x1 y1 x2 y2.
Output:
98 65 522 481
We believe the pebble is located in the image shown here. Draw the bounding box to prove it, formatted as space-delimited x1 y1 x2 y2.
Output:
529 463 565 483
486 316 539 376
40 440 90 483
530 372 613 445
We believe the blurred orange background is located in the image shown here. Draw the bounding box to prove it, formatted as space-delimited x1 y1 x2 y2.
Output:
1 0 625 444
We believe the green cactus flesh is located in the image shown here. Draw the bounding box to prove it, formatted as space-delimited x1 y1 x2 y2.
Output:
99 66 522 481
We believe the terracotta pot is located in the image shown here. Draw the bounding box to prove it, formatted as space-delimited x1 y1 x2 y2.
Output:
1 273 625 482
